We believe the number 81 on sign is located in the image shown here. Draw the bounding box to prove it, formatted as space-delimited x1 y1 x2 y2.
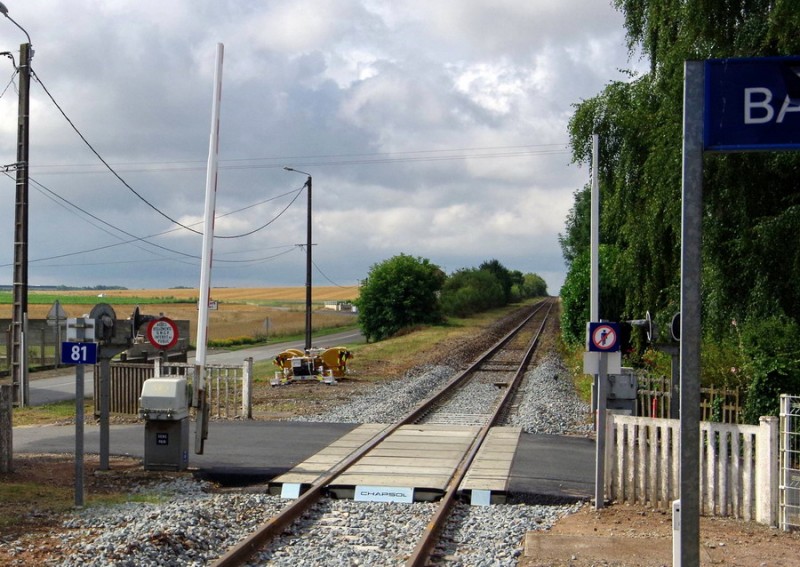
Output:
61 341 98 365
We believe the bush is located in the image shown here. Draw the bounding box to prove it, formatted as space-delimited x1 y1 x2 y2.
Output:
355 254 445 342
739 315 800 423
440 268 505 317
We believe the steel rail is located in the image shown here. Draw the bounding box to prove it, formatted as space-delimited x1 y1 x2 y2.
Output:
404 299 553 566
212 299 552 567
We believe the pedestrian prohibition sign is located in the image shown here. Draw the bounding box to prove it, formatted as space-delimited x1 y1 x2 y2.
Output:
588 322 620 352
146 317 179 350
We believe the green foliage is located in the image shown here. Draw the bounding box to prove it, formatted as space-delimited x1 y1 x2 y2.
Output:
560 245 627 345
738 316 800 423
517 273 548 299
441 268 506 317
355 254 446 342
559 185 591 264
478 259 514 304
440 261 547 317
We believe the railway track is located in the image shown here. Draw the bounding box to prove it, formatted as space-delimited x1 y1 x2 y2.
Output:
212 298 555 566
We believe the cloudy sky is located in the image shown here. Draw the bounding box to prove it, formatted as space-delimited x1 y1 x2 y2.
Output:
0 0 640 294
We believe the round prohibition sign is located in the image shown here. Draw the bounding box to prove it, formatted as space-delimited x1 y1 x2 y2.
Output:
146 317 179 350
591 324 617 351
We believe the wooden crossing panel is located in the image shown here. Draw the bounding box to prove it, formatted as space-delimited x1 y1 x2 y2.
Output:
270 423 389 486
331 424 480 494
270 423 523 503
459 426 522 502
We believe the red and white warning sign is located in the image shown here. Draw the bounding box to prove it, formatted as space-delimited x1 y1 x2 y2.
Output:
146 317 179 350
588 322 619 352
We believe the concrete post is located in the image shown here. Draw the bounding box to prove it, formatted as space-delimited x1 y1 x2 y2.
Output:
756 415 779 526
242 357 253 419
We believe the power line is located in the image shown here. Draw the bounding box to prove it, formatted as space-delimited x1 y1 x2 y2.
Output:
30 68 205 235
32 245 298 269
28 69 309 242
28 144 570 176
311 257 356 289
214 185 304 239
1 172 306 266
0 62 17 100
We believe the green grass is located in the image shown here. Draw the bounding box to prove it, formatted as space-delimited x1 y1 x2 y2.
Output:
208 323 360 350
0 482 73 527
12 400 91 426
0 292 195 305
0 478 172 528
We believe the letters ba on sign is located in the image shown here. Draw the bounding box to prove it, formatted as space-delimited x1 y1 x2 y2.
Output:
704 56 800 151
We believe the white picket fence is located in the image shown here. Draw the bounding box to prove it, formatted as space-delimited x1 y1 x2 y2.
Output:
605 413 779 525
157 360 253 420
100 358 253 419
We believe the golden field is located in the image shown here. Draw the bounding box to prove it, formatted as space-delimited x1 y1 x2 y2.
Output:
4 287 360 344
37 286 359 303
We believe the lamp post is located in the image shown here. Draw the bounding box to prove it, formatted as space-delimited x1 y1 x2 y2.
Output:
1 1 33 406
283 167 313 351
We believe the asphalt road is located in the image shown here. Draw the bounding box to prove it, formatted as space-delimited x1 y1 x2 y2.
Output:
11 420 595 499
26 328 364 406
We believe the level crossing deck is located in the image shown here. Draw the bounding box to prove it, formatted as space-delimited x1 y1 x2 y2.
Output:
269 423 522 503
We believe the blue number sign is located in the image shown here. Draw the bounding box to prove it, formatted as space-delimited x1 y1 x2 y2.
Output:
61 342 98 365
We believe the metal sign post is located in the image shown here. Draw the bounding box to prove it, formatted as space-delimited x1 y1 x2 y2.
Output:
587 322 620 510
678 60 705 567
64 318 97 508
676 55 800 567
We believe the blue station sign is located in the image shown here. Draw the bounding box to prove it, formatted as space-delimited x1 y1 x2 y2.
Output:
705 56 800 151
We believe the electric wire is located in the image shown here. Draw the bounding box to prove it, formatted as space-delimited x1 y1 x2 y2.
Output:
0 172 303 266
29 175 180 262
30 68 205 236
0 63 17 100
214 185 304 238
31 67 313 242
28 143 570 175
1 171 177 261
311 257 357 289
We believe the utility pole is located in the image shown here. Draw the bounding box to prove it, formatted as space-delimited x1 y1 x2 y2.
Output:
304 175 312 351
283 167 313 352
10 40 31 406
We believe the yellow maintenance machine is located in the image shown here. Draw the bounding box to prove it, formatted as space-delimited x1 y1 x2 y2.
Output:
271 346 353 386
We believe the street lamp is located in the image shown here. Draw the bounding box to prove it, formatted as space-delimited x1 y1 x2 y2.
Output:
1 1 33 406
283 167 313 351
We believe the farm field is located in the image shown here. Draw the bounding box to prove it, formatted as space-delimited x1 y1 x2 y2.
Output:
1 287 360 344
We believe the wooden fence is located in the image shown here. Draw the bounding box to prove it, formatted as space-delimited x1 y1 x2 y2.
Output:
636 374 742 424
93 358 252 419
605 413 779 525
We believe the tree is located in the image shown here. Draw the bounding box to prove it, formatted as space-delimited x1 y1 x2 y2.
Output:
441 268 505 317
355 254 445 342
518 273 548 298
478 259 513 304
560 245 626 345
